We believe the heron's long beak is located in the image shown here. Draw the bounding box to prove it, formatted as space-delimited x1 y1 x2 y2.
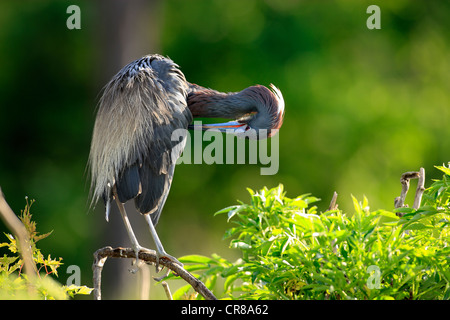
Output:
188 121 247 133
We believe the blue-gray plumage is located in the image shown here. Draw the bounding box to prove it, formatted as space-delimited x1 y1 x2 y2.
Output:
88 54 284 270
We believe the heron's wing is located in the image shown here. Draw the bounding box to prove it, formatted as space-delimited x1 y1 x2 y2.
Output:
134 160 175 226
89 55 192 222
116 163 140 203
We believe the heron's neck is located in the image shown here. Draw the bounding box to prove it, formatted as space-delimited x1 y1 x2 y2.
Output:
187 85 256 119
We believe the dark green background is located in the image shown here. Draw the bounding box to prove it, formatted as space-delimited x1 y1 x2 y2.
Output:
0 1 448 299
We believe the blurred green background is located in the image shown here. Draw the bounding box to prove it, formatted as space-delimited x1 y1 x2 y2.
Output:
0 0 449 299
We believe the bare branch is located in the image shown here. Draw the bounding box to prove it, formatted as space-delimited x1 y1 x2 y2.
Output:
0 188 37 281
162 281 173 300
92 247 109 300
327 191 339 211
413 167 425 210
394 168 426 215
395 171 418 209
92 246 217 300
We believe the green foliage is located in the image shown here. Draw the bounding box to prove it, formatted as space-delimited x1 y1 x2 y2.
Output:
172 167 450 300
0 198 92 299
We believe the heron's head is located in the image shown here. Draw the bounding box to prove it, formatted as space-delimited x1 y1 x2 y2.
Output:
189 84 285 140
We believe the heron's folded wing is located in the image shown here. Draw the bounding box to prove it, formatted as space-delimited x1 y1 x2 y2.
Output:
116 163 140 203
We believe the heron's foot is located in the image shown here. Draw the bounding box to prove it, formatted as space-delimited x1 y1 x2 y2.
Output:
155 250 183 273
129 245 154 274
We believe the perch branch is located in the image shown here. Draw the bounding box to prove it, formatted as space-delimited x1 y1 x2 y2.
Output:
92 246 216 300
0 187 37 280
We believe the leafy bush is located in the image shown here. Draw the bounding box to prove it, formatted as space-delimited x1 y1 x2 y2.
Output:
0 198 92 299
173 166 450 300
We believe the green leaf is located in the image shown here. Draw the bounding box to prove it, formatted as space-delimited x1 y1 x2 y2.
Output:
34 230 54 243
403 222 432 231
64 285 93 297
221 205 249 222
179 255 217 265
378 210 399 221
182 264 212 273
230 240 252 250
173 284 192 300
214 205 239 216
435 165 450 176
224 273 240 292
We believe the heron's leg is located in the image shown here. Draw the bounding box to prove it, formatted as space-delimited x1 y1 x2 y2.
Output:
114 196 148 273
144 214 183 272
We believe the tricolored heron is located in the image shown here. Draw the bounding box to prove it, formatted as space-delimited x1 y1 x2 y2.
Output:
88 54 284 271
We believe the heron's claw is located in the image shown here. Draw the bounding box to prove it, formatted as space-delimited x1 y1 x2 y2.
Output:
155 250 183 273
129 245 153 274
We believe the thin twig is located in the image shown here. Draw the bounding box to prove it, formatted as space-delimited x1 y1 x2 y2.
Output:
327 191 338 211
413 167 425 210
162 281 173 300
92 246 217 300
